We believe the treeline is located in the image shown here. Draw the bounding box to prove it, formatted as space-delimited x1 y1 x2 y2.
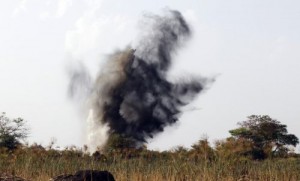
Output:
1 113 299 161
1 113 300 180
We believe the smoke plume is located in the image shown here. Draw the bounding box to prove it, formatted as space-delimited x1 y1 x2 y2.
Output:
69 10 211 151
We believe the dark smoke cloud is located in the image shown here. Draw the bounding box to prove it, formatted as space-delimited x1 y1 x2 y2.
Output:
69 10 211 147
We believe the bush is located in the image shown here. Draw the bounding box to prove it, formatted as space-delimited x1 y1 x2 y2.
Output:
0 112 29 150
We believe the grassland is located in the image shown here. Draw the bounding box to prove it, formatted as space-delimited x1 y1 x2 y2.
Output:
0 146 299 181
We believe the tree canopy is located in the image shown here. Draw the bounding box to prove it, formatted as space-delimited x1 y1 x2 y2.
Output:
229 115 299 159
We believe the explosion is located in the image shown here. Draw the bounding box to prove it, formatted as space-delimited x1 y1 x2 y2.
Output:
69 10 211 152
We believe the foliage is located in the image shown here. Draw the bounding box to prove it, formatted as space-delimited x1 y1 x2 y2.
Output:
229 115 299 159
190 138 215 161
215 137 253 160
103 133 138 155
0 113 29 150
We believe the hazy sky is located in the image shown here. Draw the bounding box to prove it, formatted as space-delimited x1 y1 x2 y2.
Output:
0 0 300 151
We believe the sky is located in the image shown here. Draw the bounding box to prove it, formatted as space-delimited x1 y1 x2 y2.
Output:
0 0 300 151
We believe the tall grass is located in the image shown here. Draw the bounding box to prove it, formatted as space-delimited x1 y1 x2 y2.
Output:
0 147 299 181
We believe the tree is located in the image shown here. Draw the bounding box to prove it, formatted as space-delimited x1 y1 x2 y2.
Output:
104 133 136 152
229 115 299 159
0 112 29 150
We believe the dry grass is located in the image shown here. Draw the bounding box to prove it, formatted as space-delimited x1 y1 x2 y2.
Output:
0 147 299 181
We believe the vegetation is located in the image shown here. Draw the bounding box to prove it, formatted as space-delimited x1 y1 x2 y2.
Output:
0 114 299 181
229 115 299 159
0 113 29 150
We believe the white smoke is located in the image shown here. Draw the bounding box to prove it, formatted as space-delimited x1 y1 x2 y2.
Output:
86 109 109 153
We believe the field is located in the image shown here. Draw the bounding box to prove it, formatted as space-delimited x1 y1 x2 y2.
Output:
1 146 299 181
